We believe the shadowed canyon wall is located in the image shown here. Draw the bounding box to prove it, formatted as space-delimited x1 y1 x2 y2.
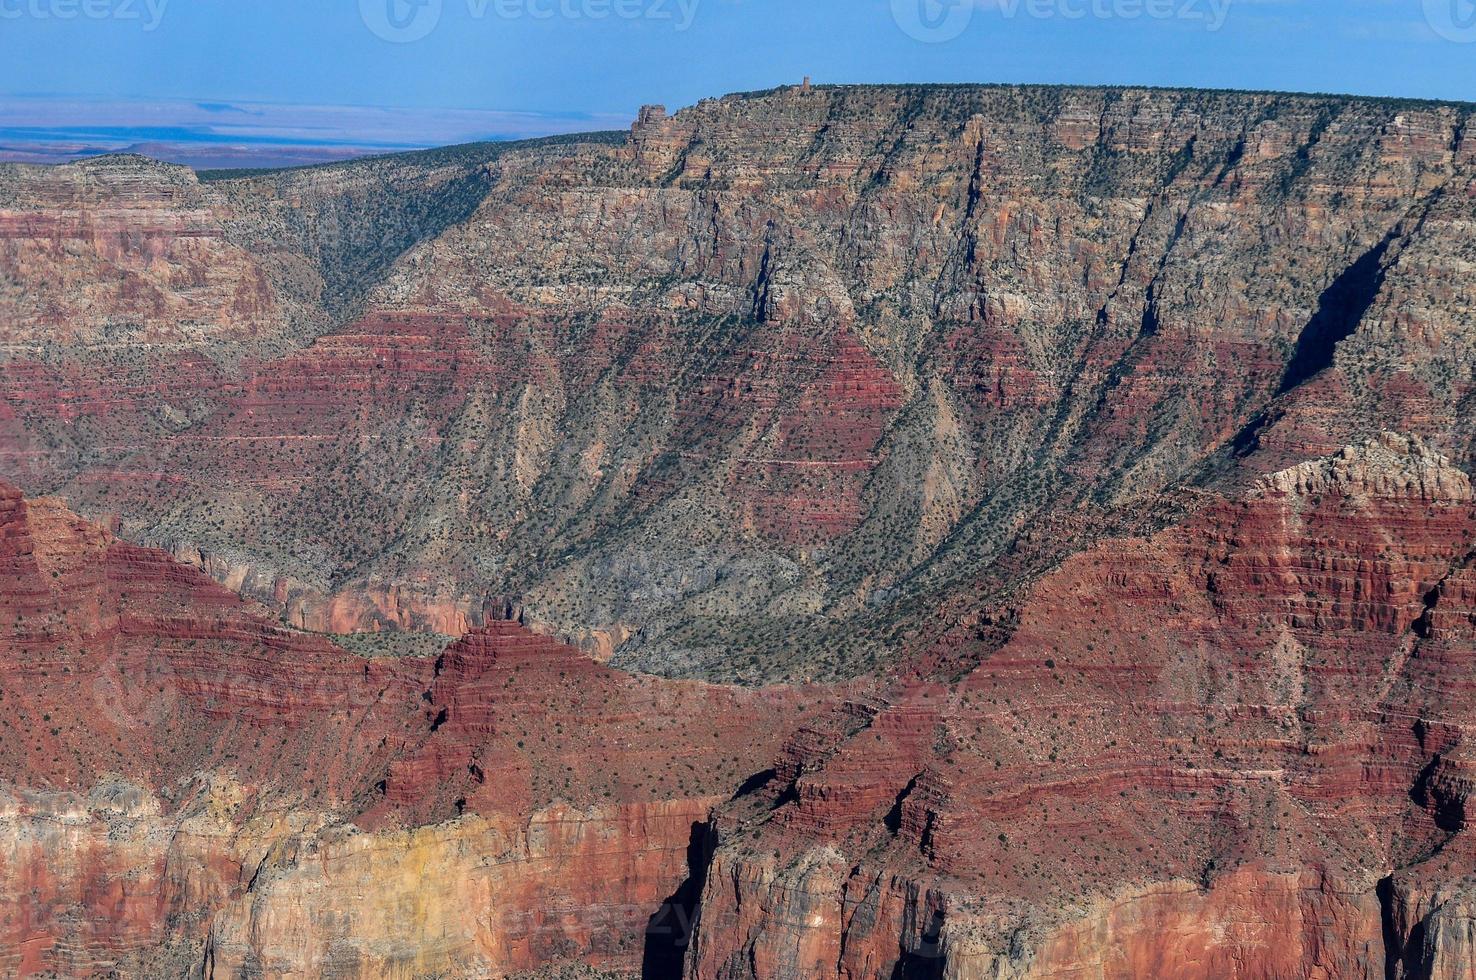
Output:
4 85 1476 680
10 436 1476 976
4 84 1476 977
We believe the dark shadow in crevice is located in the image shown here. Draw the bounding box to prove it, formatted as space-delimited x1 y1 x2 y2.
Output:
889 907 946 980
1228 410 1274 458
1278 232 1396 395
728 768 776 801
1377 875 1403 980
1411 755 1467 834
884 773 922 835
641 820 714 979
1378 874 1428 980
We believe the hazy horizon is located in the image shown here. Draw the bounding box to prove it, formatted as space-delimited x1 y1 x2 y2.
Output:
5 0 1476 166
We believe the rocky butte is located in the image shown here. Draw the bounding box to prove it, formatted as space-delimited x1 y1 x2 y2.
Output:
2 84 1476 977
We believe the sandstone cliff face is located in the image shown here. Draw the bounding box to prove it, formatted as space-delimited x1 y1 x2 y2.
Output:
6 86 1476 680
200 799 715 978
0 483 817 977
8 84 1476 979
0 156 288 347
682 435 1476 979
9 437 1476 976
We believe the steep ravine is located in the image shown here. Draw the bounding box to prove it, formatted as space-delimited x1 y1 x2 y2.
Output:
6 83 1476 978
6 85 1476 680
9 432 1476 977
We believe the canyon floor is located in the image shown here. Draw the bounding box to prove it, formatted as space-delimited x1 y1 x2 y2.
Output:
3 83 1476 977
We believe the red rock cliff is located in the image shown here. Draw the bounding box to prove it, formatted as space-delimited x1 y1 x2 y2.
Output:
0 482 820 977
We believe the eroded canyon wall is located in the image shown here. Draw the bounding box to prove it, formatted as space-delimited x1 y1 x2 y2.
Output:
0 483 815 976
8 440 1476 976
5 84 1476 978
5 86 1476 680
685 435 1476 979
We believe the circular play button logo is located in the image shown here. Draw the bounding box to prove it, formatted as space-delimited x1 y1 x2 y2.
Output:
1426 0 1476 43
361 0 443 43
892 0 975 43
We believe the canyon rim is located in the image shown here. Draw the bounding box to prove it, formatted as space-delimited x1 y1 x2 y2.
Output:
4 80 1476 977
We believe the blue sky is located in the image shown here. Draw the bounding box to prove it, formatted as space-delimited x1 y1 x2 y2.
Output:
2 0 1475 160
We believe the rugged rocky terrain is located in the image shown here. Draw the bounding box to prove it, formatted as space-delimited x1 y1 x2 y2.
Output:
690 433 1476 977
5 85 1476 680
0 481 819 976
10 433 1476 976
5 83 1476 977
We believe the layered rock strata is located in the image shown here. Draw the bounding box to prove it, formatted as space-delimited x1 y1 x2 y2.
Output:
685 435 1476 978
0 482 815 977
5 87 1476 678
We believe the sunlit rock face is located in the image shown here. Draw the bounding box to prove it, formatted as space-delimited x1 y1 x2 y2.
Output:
688 435 1476 979
6 83 1476 978
10 431 1476 977
0 483 818 977
5 86 1476 681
